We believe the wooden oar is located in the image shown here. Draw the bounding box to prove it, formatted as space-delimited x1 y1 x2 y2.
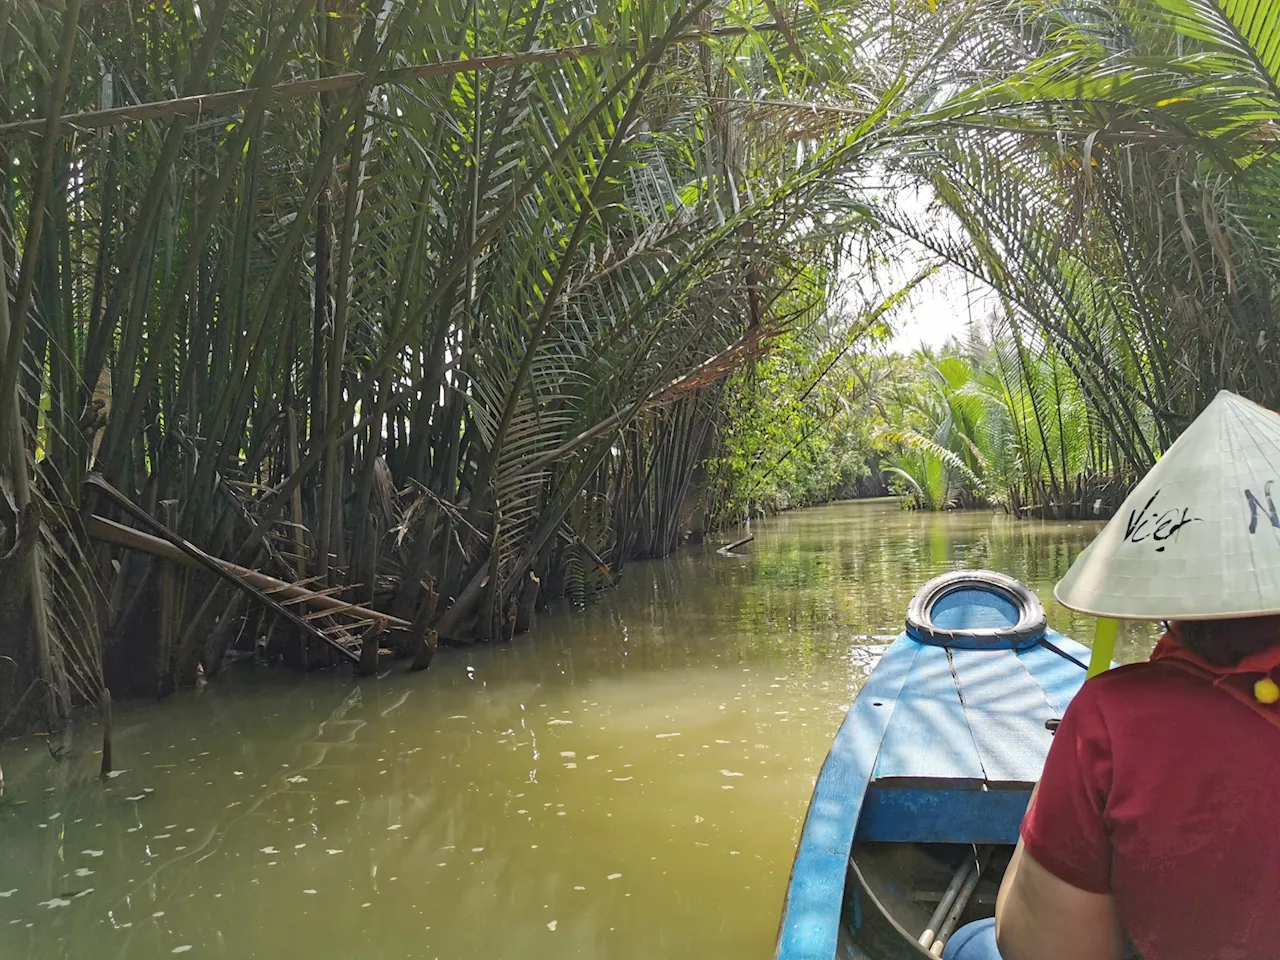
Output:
931 847 993 957
919 857 974 950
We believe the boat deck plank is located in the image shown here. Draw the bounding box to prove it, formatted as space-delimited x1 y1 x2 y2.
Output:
1017 631 1090 717
873 644 985 782
950 646 1058 784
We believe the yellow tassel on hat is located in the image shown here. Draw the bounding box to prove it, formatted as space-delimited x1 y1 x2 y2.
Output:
1254 678 1280 704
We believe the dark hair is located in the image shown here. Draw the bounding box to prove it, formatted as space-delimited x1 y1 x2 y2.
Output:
1175 617 1280 668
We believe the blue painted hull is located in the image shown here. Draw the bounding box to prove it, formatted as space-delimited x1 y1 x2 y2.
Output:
775 630 1095 960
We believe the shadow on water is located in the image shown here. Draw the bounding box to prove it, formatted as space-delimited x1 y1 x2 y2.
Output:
0 501 1153 959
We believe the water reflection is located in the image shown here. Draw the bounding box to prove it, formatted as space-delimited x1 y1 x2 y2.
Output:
0 502 1152 959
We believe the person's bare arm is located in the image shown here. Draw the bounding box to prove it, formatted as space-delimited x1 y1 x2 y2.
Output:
995 838 1125 960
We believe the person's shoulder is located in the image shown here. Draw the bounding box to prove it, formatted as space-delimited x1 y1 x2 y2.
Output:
1074 660 1203 711
1084 660 1165 687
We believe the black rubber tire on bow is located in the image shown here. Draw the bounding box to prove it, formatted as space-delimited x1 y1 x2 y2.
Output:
905 569 1047 647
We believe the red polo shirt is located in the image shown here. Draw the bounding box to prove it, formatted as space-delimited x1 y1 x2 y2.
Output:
1021 660 1280 960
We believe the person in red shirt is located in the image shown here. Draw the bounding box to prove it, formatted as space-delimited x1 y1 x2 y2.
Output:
944 617 1280 960
942 392 1280 960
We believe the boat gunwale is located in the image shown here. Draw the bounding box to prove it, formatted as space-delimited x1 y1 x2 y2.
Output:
773 634 922 960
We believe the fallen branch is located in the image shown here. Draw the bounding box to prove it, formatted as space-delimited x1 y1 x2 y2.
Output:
717 534 754 555
86 514 409 630
85 476 363 662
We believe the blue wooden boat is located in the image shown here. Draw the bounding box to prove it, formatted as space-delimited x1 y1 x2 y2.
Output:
775 571 1097 960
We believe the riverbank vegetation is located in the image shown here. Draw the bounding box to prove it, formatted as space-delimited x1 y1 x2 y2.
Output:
1 0 1277 734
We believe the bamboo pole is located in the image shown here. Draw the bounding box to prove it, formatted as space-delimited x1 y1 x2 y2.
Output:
0 25 781 140
930 847 992 957
919 858 974 950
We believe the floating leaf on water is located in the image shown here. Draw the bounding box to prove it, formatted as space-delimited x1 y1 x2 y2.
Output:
74 868 93 877
546 920 557 931
260 847 279 854
125 795 146 801
719 770 743 777
559 751 576 758
326 850 343 855
38 898 72 909
0 890 15 897
302 889 316 895
171 947 192 954
81 850 104 857
655 733 680 739
607 873 622 880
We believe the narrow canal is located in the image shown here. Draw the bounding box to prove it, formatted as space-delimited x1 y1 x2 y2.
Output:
0 501 1154 959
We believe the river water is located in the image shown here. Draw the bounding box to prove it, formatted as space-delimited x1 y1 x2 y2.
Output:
0 501 1154 960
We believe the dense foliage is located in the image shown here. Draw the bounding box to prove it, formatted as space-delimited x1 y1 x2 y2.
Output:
725 0 1280 518
1 0 1277 732
865 331 1135 515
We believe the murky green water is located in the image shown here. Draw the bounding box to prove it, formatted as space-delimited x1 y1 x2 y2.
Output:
0 502 1155 959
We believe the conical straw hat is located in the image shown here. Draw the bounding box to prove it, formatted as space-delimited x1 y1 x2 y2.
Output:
1056 391 1280 620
